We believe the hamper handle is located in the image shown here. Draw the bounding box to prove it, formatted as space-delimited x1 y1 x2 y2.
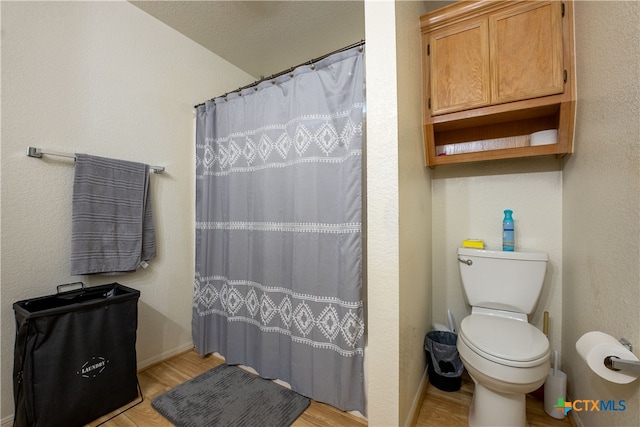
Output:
56 282 85 294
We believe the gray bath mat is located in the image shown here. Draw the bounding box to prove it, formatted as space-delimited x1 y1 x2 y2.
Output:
151 364 310 427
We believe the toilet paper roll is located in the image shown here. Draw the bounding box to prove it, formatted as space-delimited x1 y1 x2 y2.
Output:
530 129 558 146
576 331 640 384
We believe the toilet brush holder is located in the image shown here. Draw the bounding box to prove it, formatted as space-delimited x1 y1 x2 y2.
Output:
544 368 567 419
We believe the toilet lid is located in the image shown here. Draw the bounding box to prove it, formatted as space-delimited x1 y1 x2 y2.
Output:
460 315 549 363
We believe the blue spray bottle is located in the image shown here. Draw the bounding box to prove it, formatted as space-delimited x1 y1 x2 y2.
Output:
503 210 514 251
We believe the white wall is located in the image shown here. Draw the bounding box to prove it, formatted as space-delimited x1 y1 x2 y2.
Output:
396 1 432 425
365 1 436 425
364 0 401 425
563 2 640 426
0 1 253 421
432 159 564 351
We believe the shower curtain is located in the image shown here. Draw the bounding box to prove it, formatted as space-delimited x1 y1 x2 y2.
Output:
193 46 365 414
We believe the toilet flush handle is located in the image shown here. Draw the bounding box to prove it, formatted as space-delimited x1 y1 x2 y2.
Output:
458 256 472 266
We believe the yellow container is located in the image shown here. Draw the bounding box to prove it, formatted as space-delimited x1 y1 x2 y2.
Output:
462 239 484 249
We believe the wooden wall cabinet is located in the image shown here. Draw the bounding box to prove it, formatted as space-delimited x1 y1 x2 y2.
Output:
421 1 576 167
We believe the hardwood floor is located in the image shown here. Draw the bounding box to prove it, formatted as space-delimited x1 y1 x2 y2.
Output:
87 350 366 427
415 371 573 427
87 350 572 427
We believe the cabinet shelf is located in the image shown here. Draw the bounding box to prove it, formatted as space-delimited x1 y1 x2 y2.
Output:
428 138 566 166
425 99 574 166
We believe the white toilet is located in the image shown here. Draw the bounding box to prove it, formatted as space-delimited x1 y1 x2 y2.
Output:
456 248 550 427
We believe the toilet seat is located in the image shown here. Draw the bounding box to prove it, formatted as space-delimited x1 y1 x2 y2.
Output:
459 314 549 368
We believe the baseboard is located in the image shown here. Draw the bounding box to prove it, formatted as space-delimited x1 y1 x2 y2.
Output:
136 342 194 371
564 391 583 427
568 408 583 427
405 367 429 427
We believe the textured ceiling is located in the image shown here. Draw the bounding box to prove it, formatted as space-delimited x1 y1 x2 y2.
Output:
130 1 365 79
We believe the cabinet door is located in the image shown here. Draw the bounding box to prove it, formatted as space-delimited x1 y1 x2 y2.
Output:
429 18 490 116
490 1 564 104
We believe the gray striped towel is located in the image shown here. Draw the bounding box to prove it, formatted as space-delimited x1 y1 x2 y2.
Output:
71 153 156 275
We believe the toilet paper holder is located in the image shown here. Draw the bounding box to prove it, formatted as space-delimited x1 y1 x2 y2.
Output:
604 338 640 374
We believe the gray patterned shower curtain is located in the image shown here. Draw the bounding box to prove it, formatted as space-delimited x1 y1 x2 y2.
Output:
193 46 365 414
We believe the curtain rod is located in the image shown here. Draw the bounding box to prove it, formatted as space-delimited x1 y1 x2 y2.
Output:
194 39 365 109
26 146 165 174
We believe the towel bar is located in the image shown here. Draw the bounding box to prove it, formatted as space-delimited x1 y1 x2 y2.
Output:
26 146 165 174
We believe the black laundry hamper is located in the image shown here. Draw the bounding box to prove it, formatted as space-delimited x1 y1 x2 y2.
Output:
13 283 140 427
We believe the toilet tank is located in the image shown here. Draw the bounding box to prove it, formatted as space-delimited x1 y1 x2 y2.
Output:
457 248 548 314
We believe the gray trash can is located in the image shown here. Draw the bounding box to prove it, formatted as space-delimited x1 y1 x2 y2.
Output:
424 330 464 392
